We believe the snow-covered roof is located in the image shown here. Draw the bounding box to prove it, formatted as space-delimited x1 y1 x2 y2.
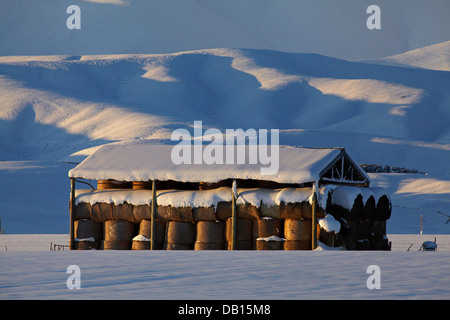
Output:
68 143 369 186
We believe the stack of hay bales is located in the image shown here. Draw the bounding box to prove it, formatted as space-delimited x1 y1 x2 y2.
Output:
327 186 391 250
72 182 390 251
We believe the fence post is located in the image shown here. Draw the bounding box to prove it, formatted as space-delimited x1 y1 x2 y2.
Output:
151 180 157 250
69 178 76 250
231 180 237 250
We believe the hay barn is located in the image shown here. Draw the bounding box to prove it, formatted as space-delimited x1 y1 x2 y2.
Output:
68 143 391 251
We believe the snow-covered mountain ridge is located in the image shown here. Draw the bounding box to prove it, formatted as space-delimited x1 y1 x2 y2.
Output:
1 46 449 175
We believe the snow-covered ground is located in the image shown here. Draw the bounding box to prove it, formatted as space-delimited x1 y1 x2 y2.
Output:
1 236 449 300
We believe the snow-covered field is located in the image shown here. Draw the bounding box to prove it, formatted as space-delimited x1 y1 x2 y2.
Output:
0 0 449 301
0 234 449 300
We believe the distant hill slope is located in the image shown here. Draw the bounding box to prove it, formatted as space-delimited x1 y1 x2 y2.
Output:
0 47 449 175
364 41 450 71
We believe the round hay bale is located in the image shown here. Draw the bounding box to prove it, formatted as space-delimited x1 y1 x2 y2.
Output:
256 237 284 250
165 221 196 245
112 202 134 221
132 181 152 189
196 221 224 244
192 206 216 221
284 218 312 241
132 240 150 250
139 219 166 244
318 230 343 248
131 235 151 250
194 241 224 250
283 240 310 250
225 240 253 250
97 180 113 190
74 219 103 240
257 217 283 238
216 202 231 220
225 218 253 241
375 195 391 220
362 195 375 219
260 203 280 219
104 220 136 242
74 202 91 220
349 194 364 220
101 240 131 250
280 202 303 219
132 204 150 223
356 219 371 239
371 220 386 239
74 238 99 250
97 180 131 190
165 243 194 250
90 202 113 223
237 203 259 219
157 206 194 223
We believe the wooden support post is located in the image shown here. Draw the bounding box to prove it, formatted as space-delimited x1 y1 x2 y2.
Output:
150 180 157 250
69 178 76 250
311 185 318 250
231 180 237 250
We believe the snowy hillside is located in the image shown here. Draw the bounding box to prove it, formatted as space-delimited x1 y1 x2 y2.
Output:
0 48 449 174
364 41 450 71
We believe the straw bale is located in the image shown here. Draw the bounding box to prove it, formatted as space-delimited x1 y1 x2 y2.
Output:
256 238 283 250
132 240 150 250
362 195 375 219
284 218 312 241
74 218 102 241
196 221 224 244
257 218 283 238
74 202 91 220
194 241 224 250
132 181 152 189
132 204 150 222
318 229 343 248
139 219 166 244
104 220 136 242
74 239 99 250
157 206 194 223
356 219 371 239
260 203 280 219
225 218 253 241
374 195 391 221
165 243 194 250
192 206 216 221
279 202 303 219
283 240 310 250
112 202 134 221
90 202 113 222
165 221 196 245
101 240 131 250
216 201 231 220
237 203 259 219
225 240 253 250
371 220 386 240
97 180 131 190
330 194 363 221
